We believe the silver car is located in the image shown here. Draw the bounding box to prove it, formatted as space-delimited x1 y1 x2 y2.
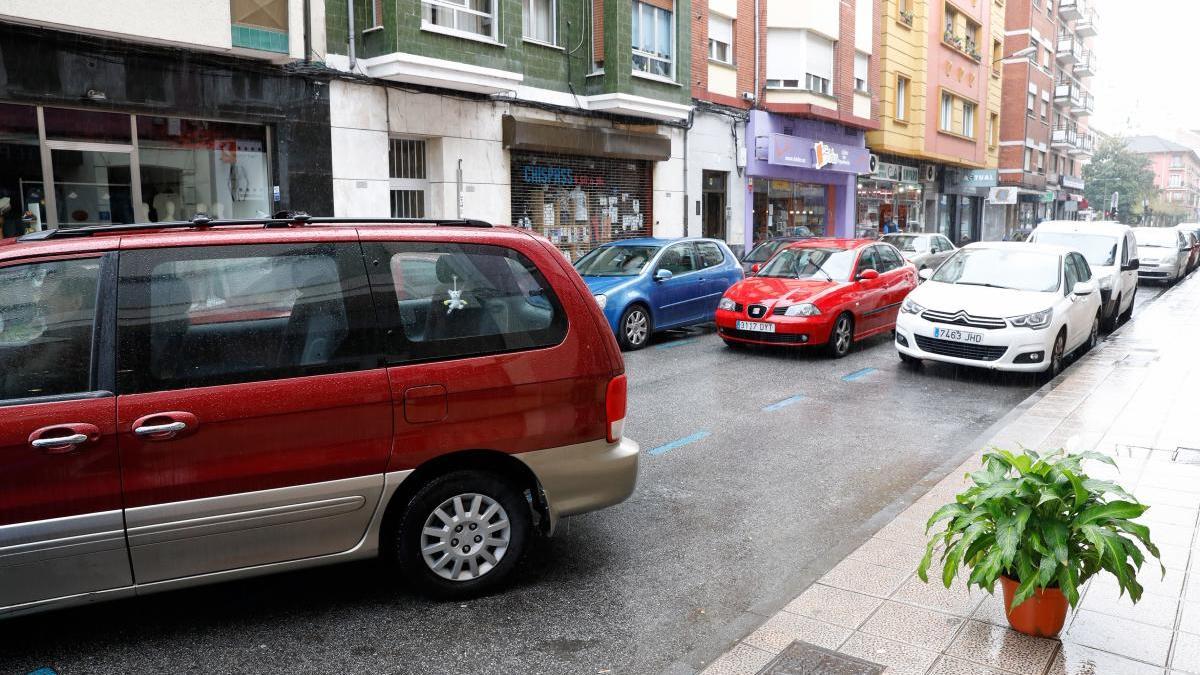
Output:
880 233 957 272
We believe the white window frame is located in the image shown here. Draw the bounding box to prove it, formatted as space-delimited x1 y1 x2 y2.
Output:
523 0 557 46
764 29 833 96
422 0 500 42
632 0 675 80
708 14 733 65
896 75 909 120
940 92 954 131
389 137 430 219
962 101 975 138
854 52 869 93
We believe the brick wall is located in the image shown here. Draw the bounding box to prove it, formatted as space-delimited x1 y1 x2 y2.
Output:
835 0 854 116
691 2 708 98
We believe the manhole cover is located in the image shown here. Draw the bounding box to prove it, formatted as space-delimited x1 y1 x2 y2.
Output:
756 640 884 675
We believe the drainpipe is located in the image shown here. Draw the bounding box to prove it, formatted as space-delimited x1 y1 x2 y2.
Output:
457 159 464 219
303 0 312 62
347 0 357 70
753 0 760 100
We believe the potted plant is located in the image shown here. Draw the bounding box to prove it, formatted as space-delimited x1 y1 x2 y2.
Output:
899 9 915 26
917 448 1163 637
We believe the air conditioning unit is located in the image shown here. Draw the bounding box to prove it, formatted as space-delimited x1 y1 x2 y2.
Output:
922 165 937 182
868 154 879 174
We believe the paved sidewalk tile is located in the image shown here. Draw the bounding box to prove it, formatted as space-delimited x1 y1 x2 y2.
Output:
1049 642 1165 675
858 600 964 651
891 574 984 617
1064 610 1173 666
926 656 1009 675
742 611 850 654
846 536 929 573
817 558 910 599
1078 580 1180 628
945 620 1058 674
1172 632 1200 674
838 632 939 675
699 643 774 675
780 583 883 629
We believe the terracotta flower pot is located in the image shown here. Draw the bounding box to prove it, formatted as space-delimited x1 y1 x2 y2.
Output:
1000 575 1068 637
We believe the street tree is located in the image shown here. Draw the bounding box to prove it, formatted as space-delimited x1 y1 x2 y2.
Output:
1083 137 1157 223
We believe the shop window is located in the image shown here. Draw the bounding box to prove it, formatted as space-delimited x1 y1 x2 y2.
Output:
896 75 910 121
632 0 674 78
753 180 828 242
765 29 833 96
708 14 733 65
0 103 46 238
422 0 498 40
854 52 869 93
231 0 289 53
523 0 556 45
136 116 270 222
390 138 429 219
510 152 652 260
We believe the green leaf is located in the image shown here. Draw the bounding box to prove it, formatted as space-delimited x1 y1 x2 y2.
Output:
1061 468 1088 510
1057 563 1080 607
1081 479 1136 502
1036 554 1059 588
917 537 938 582
995 506 1032 567
942 542 963 589
1042 520 1070 565
926 503 969 533
1077 501 1149 527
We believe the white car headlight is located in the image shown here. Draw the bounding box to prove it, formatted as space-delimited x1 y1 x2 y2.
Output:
718 297 737 312
594 294 608 309
900 297 926 315
1009 308 1053 329
783 303 821 317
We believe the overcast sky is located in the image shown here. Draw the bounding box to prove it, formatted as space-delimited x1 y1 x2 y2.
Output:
1090 0 1196 138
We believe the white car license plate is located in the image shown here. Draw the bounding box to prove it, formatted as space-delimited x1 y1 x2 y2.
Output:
736 320 776 333
932 326 982 344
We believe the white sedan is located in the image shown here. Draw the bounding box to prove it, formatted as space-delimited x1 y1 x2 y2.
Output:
895 242 1103 378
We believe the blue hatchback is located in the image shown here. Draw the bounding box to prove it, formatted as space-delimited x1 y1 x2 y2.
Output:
575 238 744 350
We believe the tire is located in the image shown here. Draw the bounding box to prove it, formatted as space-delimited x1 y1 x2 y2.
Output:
393 470 531 600
1119 287 1135 323
899 351 921 367
1084 312 1100 352
617 305 651 351
722 338 746 350
1040 331 1066 383
825 313 854 358
1101 294 1120 332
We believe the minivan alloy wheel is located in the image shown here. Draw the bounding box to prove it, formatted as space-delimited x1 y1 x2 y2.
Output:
420 493 511 581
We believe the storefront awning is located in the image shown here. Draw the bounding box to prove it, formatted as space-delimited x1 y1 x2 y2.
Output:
502 115 672 162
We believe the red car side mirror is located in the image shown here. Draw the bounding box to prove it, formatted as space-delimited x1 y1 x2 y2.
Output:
858 269 880 281
750 263 761 275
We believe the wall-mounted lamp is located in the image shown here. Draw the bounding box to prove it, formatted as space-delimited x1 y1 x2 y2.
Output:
84 88 107 101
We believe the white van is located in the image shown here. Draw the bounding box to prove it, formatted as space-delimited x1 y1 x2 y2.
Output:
1028 221 1139 331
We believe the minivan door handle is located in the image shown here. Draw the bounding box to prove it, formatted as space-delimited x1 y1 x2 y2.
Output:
29 423 101 454
131 411 198 440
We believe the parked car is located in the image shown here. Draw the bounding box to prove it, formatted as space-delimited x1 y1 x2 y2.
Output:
0 216 639 617
879 232 958 272
1027 221 1138 331
1132 226 1190 284
715 239 918 357
576 238 743 350
740 236 812 274
1175 224 1200 274
895 242 1102 379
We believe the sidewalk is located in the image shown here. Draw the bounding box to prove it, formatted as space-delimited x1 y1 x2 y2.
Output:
700 277 1200 675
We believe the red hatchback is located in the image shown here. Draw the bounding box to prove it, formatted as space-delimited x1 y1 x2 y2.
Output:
716 239 918 357
0 216 638 617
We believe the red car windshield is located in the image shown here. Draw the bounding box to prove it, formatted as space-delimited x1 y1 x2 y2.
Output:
757 247 856 282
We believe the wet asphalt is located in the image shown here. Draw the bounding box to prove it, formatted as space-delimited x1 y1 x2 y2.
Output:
0 285 1167 675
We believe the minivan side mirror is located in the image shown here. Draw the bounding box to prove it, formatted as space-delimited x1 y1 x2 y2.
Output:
918 268 934 281
655 268 674 282
1122 259 1140 272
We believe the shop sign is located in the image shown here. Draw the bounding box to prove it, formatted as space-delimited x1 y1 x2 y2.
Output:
1041 190 1057 203
873 161 902 181
765 133 869 173
519 164 607 188
900 166 920 183
1061 174 1085 190
988 187 1018 204
947 168 999 188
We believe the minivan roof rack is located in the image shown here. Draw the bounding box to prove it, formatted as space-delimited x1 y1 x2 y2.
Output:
16 213 494 242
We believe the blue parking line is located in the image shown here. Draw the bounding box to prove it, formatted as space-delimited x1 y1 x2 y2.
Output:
649 431 711 456
841 368 877 382
27 669 58 675
763 394 806 412
656 338 697 350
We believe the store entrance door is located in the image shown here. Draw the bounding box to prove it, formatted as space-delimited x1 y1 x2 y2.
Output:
702 171 727 240
47 141 139 228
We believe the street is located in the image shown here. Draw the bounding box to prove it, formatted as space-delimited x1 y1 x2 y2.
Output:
0 285 1166 675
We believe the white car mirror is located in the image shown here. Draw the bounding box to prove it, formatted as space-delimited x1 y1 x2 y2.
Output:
918 268 933 281
1073 280 1097 296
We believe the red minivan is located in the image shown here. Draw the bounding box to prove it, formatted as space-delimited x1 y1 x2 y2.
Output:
0 216 638 617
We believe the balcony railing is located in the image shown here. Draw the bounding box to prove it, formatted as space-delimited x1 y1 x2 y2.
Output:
1071 132 1095 156
1072 91 1094 116
1076 8 1099 37
1054 80 1082 109
1056 32 1081 64
1052 126 1080 149
1059 0 1082 21
1074 49 1097 77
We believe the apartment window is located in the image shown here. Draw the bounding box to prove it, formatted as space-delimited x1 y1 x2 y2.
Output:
231 0 289 52
422 0 498 40
854 52 869 93
940 91 976 138
1024 148 1033 172
1027 92 1036 116
390 138 428 219
941 93 954 131
1041 45 1050 69
368 0 382 27
992 38 1002 74
897 0 913 24
1041 98 1048 122
988 112 999 148
764 29 833 96
1037 151 1046 175
708 14 733 64
1171 174 1184 188
1172 155 1184 168
944 4 981 56
962 101 976 138
523 0 556 44
632 1 674 78
896 75 910 121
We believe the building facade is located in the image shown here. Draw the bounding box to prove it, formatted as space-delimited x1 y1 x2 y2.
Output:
864 0 1004 245
0 1 331 238
997 0 1097 236
1126 136 1200 225
322 0 693 260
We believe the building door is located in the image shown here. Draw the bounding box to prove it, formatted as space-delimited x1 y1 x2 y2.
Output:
701 171 727 240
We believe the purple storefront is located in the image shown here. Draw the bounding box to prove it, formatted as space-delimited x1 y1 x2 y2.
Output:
744 110 869 246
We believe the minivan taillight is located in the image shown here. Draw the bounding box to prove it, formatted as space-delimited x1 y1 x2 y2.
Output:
606 374 627 444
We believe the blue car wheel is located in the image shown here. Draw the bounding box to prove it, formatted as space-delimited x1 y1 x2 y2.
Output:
618 304 651 351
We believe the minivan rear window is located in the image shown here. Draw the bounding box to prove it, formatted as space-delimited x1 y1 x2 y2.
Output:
366 242 567 364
